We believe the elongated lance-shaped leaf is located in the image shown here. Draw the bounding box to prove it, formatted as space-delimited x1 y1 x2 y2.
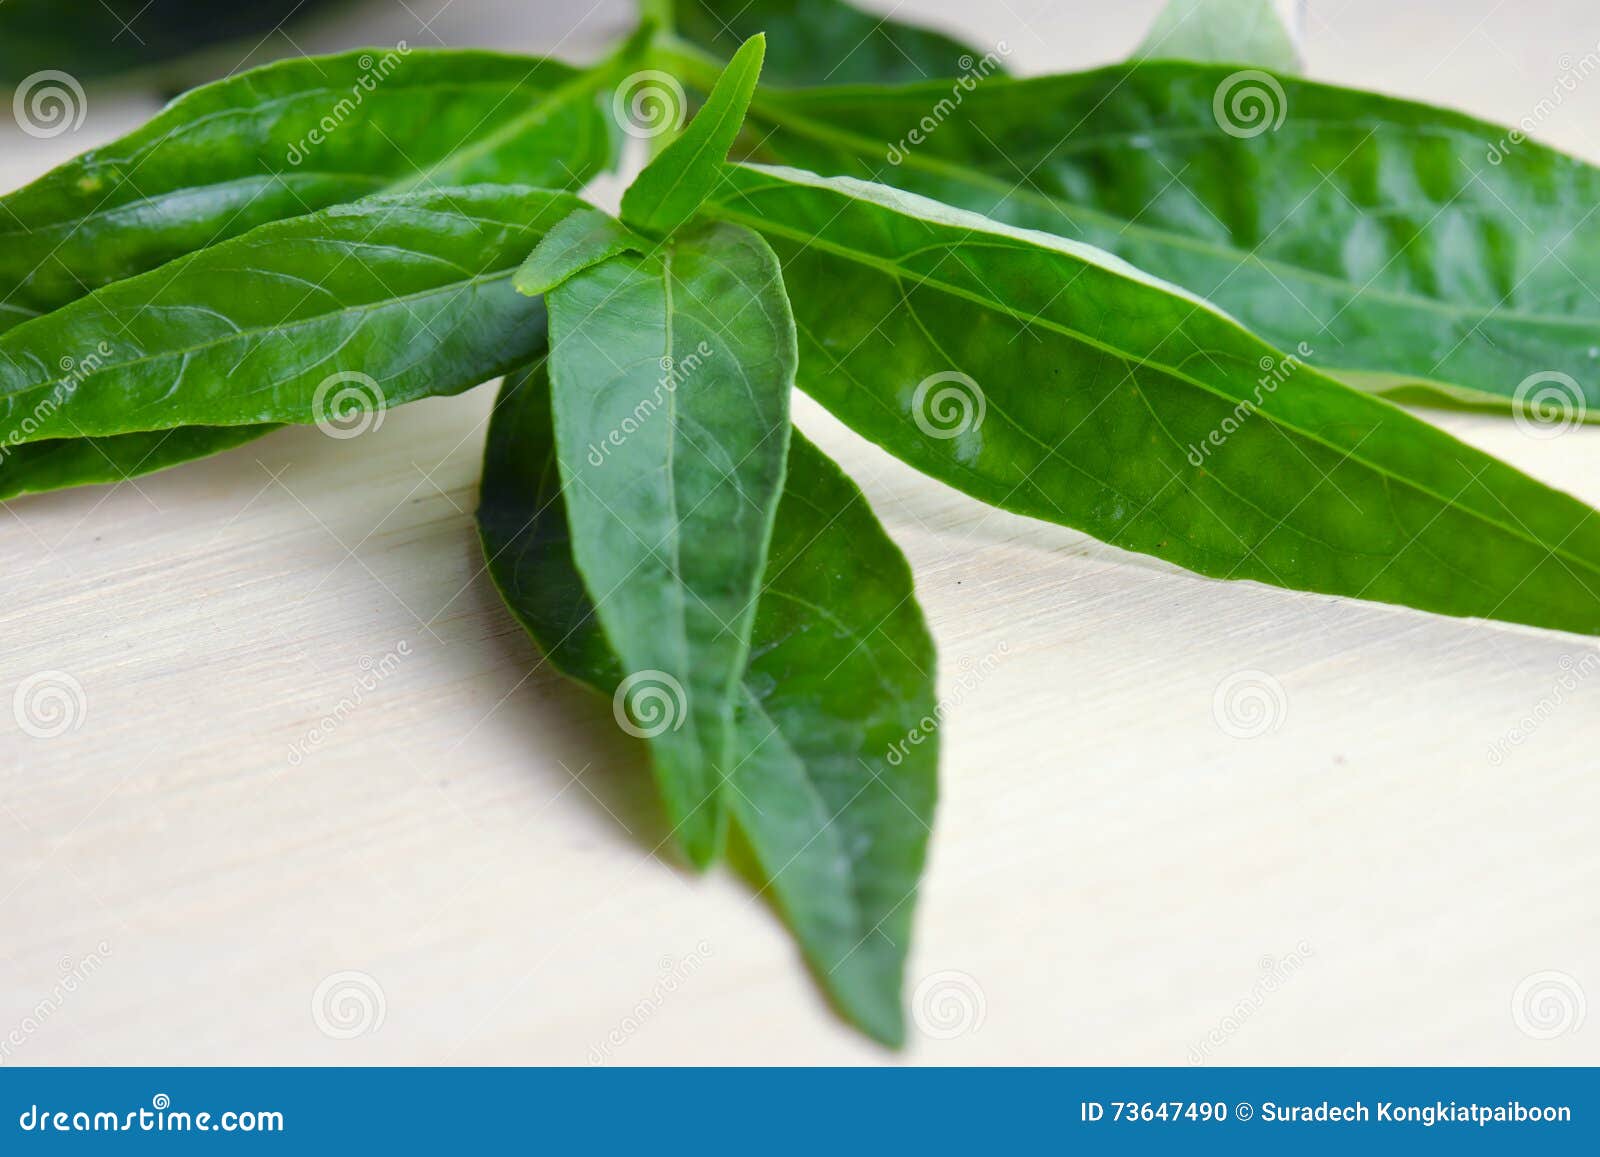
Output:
1135 0 1302 71
479 365 937 1045
621 34 765 239
667 0 1005 86
544 220 797 866
0 46 619 500
0 49 618 333
0 185 580 443
705 163 1600 637
708 60 1600 418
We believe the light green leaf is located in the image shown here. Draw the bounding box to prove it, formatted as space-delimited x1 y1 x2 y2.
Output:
667 0 1005 86
735 64 1600 418
514 209 652 296
479 364 937 1045
1135 0 1302 72
621 34 765 238
545 220 797 865
705 163 1600 636
0 185 579 442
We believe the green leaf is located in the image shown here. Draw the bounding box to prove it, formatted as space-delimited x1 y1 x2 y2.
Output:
0 47 617 500
0 426 280 502
0 185 580 442
736 64 1600 418
668 0 1005 86
621 34 765 238
514 209 651 296
0 0 343 83
1134 0 1302 72
544 220 797 866
479 364 937 1046
0 49 616 333
705 163 1600 636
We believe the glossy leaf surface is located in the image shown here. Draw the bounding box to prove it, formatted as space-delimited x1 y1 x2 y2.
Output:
669 0 1001 86
0 48 614 500
706 164 1600 636
621 34 765 238
479 365 936 1045
0 48 615 333
739 64 1600 415
545 221 797 865
0 185 577 441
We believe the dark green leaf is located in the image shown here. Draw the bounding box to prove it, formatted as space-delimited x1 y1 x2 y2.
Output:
479 364 936 1045
0 426 280 502
621 34 764 238
737 64 1600 417
0 47 617 500
0 0 344 83
0 185 578 442
545 220 797 866
668 0 1005 85
1135 0 1302 71
514 209 650 296
706 163 1600 636
0 48 615 331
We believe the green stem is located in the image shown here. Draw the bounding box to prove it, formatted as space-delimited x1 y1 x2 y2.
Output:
638 0 675 37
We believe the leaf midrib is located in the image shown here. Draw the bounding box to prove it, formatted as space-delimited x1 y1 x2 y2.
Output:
0 67 606 243
706 199 1600 582
0 265 521 407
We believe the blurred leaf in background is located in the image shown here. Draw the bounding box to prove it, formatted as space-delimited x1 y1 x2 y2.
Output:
0 0 345 82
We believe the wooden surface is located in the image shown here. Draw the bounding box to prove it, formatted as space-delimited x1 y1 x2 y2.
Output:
2 0 1597 1065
